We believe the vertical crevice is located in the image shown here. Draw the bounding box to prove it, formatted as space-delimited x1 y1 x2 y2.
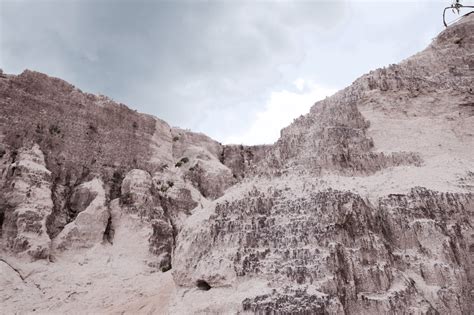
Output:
0 258 25 281
158 194 177 249
102 212 114 244
0 202 4 236
109 169 124 200
155 193 177 272
46 179 74 239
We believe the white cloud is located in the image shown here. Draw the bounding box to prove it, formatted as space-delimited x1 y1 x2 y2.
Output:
294 78 305 91
224 79 337 145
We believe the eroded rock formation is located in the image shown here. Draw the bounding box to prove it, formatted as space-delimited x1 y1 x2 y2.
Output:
0 14 473 315
1 144 53 259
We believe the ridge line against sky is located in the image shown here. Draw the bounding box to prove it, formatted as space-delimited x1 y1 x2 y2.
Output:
0 0 453 145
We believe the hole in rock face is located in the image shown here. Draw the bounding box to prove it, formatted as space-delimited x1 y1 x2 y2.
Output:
103 215 114 244
196 280 211 291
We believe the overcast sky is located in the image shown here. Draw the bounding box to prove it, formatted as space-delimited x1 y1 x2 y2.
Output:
0 0 459 144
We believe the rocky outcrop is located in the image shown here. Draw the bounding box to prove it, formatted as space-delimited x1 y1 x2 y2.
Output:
274 99 423 175
220 144 270 180
1 144 53 259
171 129 236 199
170 15 474 314
264 14 474 177
0 71 248 262
120 169 156 218
183 148 234 200
174 186 473 314
52 178 109 251
119 169 174 269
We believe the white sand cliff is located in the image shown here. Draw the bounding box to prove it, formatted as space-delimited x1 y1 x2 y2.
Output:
0 14 473 315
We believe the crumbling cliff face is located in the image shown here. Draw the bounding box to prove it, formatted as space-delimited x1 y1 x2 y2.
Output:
1 14 473 315
0 69 254 268
0 144 53 259
174 187 473 314
172 15 474 314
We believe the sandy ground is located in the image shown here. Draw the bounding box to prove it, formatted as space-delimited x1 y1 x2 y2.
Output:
0 213 176 315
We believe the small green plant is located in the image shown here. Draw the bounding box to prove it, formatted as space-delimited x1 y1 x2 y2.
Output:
49 124 61 135
35 123 44 134
175 157 189 167
88 123 98 133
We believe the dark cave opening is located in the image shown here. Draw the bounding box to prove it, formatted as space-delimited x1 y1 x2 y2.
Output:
196 279 212 291
102 215 115 244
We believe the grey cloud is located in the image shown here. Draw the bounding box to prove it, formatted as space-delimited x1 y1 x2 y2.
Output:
1 0 446 143
1 0 344 138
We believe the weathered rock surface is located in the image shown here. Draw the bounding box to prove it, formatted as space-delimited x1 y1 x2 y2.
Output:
174 187 473 313
171 15 474 314
0 68 245 264
1 144 53 259
52 178 109 251
0 14 473 315
220 144 270 179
